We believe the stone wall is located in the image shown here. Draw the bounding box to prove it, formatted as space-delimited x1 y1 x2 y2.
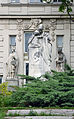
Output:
71 21 74 69
0 0 74 81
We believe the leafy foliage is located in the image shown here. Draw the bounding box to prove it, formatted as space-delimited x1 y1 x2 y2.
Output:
18 74 36 82
0 82 12 107
0 108 7 119
59 0 72 13
64 64 74 76
8 71 74 107
43 0 73 20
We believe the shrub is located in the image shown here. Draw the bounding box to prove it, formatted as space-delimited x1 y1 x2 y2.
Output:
0 82 12 107
8 72 74 107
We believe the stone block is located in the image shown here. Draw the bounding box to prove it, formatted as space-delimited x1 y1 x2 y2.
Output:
45 6 51 14
71 41 74 46
71 57 74 62
51 6 59 12
71 24 74 30
9 25 17 30
7 109 74 116
71 36 74 41
20 0 27 3
0 46 4 51
0 25 4 30
8 7 21 13
71 30 74 35
56 24 64 30
71 51 74 56
28 6 44 13
0 67 3 74
71 63 74 68
71 46 74 52
0 52 4 57
6 78 19 91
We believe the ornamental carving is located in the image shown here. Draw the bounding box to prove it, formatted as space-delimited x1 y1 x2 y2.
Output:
17 19 23 41
44 19 56 42
17 19 23 31
23 18 42 30
17 18 56 42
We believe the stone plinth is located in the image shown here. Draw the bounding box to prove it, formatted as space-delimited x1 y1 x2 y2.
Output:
6 78 19 91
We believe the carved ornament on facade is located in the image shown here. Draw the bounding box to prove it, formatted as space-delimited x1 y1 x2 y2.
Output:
44 19 56 42
44 24 51 30
17 18 56 42
17 19 23 41
23 19 42 30
50 19 56 42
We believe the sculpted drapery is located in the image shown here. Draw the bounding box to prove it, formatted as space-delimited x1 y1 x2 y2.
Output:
28 24 52 77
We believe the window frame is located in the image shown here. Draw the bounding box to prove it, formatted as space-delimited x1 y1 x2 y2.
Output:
56 35 64 52
11 0 20 3
0 75 3 84
9 35 16 53
26 63 29 76
24 31 33 53
30 0 42 3
53 0 62 3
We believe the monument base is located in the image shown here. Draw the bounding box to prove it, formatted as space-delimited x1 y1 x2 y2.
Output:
6 78 19 91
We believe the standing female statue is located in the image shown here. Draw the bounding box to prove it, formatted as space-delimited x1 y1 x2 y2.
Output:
28 24 52 77
6 49 19 78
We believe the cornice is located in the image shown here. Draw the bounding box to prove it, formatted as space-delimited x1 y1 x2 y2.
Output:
0 3 67 7
1 3 74 7
0 14 74 19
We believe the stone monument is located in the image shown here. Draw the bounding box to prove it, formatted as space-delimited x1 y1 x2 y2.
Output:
6 49 19 78
28 24 52 77
6 49 19 90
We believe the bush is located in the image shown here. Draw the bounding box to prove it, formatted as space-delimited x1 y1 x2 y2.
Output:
0 82 12 107
7 72 74 107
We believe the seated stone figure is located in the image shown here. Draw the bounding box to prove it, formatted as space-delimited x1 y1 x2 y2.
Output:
6 49 19 78
56 49 66 72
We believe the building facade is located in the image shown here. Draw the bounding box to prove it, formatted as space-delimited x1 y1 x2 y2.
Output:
0 0 74 83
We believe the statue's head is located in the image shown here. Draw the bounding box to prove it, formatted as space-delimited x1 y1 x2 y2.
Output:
38 24 44 35
12 49 15 53
34 30 39 36
38 24 43 31
58 48 62 54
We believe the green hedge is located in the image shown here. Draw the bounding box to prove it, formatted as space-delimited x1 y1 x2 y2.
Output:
7 71 74 107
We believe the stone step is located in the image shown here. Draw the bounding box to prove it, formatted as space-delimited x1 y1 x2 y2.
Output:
5 116 74 119
7 109 74 116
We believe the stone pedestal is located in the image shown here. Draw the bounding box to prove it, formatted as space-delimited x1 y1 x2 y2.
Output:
6 78 19 91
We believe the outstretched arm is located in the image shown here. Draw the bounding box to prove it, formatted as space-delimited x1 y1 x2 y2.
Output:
28 35 35 45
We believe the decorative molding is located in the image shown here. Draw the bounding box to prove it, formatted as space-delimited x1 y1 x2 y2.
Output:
17 18 56 42
44 19 56 41
23 18 42 30
50 19 56 42
17 19 23 41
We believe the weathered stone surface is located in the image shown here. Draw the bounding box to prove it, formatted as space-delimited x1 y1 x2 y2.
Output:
0 0 74 83
7 109 74 116
6 78 19 91
5 116 74 119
